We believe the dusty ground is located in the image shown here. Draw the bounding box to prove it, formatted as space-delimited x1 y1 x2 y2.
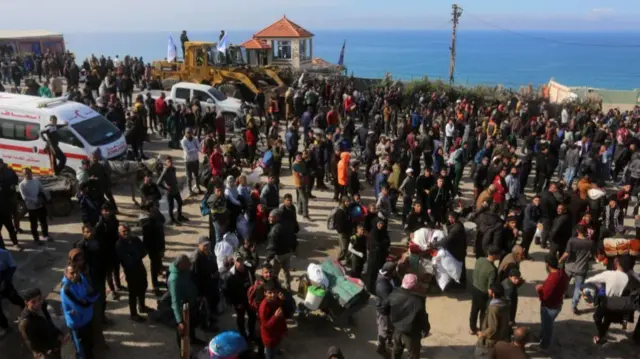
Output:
0 114 639 358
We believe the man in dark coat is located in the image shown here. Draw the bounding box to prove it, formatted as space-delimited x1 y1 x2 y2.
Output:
334 197 353 263
375 262 397 354
94 204 122 299
538 182 559 249
548 203 572 258
115 224 152 322
366 219 391 293
18 288 65 359
428 177 450 226
191 237 219 330
389 274 430 359
415 167 434 209
140 201 166 296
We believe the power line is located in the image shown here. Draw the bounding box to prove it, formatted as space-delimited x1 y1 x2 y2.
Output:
462 10 640 49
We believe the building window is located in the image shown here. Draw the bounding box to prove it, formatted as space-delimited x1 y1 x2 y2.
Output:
273 40 291 60
0 118 41 141
300 40 306 60
300 39 311 61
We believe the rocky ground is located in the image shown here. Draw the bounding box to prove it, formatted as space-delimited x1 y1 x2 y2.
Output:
0 94 638 358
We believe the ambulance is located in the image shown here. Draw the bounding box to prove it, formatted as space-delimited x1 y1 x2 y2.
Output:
0 93 127 176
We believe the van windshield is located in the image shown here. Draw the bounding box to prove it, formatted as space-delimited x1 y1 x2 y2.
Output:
208 88 227 101
71 115 122 146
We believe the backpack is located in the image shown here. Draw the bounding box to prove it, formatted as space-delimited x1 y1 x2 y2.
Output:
327 206 340 231
200 190 213 216
247 280 264 311
263 150 273 168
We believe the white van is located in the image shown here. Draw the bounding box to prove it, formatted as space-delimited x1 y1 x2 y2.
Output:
151 82 245 132
0 93 127 176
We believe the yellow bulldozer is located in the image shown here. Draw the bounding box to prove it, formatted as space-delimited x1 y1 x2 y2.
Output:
150 41 285 102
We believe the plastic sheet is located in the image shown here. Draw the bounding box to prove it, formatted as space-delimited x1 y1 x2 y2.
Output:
208 331 248 359
307 263 329 287
411 228 445 251
433 248 462 291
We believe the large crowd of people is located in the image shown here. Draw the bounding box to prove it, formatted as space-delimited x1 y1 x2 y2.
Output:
0 47 640 359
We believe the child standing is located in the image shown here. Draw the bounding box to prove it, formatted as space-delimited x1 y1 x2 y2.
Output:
258 281 287 359
348 224 367 278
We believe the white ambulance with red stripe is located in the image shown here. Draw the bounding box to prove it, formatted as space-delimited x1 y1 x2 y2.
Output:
0 93 127 176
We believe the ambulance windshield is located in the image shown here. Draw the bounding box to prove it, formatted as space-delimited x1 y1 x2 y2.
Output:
71 115 122 146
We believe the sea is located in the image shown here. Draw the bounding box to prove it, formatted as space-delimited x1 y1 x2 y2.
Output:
65 30 640 90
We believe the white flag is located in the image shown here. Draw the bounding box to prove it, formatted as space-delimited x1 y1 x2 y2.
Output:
217 32 228 53
167 34 177 62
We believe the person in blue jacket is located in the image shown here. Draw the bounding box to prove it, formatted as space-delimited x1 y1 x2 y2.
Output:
60 264 100 359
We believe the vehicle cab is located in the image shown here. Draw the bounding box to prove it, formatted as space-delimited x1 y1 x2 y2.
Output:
0 94 127 176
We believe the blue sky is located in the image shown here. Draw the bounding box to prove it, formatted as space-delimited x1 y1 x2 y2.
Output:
3 1 640 32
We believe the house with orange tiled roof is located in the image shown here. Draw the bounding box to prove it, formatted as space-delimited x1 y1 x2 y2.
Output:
240 15 314 69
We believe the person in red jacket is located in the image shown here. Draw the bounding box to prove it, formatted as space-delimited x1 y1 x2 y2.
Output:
154 93 168 136
209 145 224 179
492 168 507 213
326 106 339 133
245 123 258 164
214 114 225 143
258 281 287 359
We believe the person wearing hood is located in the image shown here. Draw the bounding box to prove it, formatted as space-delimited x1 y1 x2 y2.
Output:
60 264 100 359
115 224 152 322
366 219 391 292
337 152 350 199
18 288 66 359
225 175 243 231
191 236 219 331
375 262 397 355
389 274 430 359
168 254 204 351
140 200 166 296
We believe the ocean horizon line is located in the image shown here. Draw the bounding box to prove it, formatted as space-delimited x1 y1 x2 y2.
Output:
58 28 640 35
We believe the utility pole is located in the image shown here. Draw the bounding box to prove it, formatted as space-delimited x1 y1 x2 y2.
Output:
449 4 463 85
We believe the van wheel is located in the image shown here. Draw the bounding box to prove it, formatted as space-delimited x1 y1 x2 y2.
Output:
50 195 73 217
59 167 76 180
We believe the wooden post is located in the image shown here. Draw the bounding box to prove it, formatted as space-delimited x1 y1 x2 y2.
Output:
181 302 190 359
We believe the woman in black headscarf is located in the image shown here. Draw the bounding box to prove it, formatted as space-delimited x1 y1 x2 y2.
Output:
365 218 390 293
